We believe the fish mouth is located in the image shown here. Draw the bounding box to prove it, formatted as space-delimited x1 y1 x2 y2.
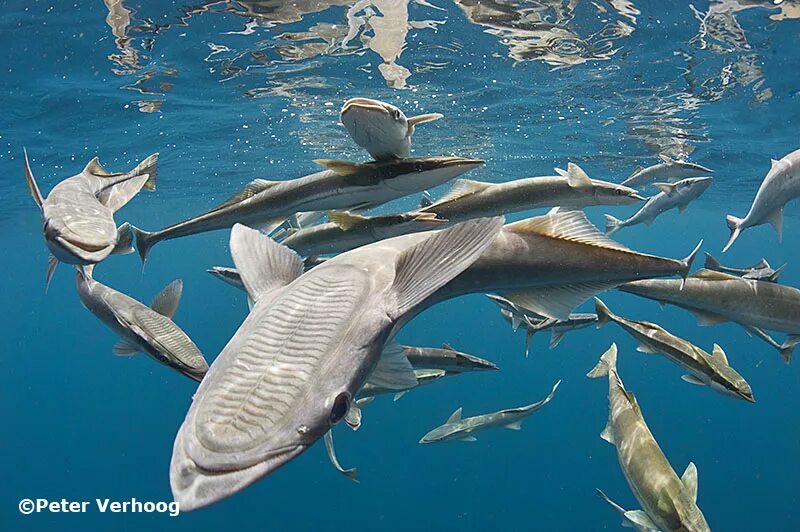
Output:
434 157 485 170
738 390 756 403
630 192 647 201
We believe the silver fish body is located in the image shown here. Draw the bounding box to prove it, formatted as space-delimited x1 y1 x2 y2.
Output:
75 269 207 381
340 97 443 160
724 148 800 251
621 155 712 189
171 217 504 510
588 344 710 532
419 380 560 443
133 156 482 262
605 177 712 234
703 252 781 283
402 344 498 372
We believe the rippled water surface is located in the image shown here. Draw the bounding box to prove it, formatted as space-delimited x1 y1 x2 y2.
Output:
2 1 800 530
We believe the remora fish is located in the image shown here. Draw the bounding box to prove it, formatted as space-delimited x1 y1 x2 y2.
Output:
605 177 712 235
280 210 447 257
619 269 800 362
724 148 800 252
419 163 645 222
277 164 644 257
588 344 711 532
132 156 483 262
621 154 713 189
170 217 504 510
402 343 498 373
704 252 783 282
419 380 560 443
209 210 699 324
594 298 754 402
340 97 443 160
357 368 450 402
497 307 596 356
23 151 157 287
424 209 701 321
75 267 208 381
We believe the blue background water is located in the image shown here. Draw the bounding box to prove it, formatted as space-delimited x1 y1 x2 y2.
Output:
2 0 799 530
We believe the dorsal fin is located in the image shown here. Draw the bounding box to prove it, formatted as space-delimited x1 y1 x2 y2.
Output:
211 179 280 211
564 163 593 189
150 279 182 319
442 342 455 351
327 210 369 230
429 178 492 205
658 154 676 164
689 268 739 281
313 159 363 176
506 210 631 252
711 343 729 365
770 158 780 170
654 182 677 195
445 407 462 424
627 165 644 179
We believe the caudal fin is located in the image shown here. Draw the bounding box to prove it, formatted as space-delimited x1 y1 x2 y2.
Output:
604 214 624 235
131 225 158 265
780 336 800 364
680 240 703 288
131 153 159 191
594 298 612 327
722 215 743 253
587 343 618 378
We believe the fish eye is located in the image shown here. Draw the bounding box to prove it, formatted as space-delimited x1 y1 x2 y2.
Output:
414 162 423 172
329 392 351 425
393 109 401 120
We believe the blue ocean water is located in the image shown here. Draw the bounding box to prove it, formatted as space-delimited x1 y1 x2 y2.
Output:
2 0 799 530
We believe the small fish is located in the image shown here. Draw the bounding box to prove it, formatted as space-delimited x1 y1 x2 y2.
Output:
419 380 560 443
340 97 443 160
595 489 657 532
594 298 754 402
605 177 712 234
724 148 800 252
132 156 483 263
495 305 596 357
619 269 800 363
357 368 450 402
402 343 498 373
75 267 208 381
323 430 358 482
23 151 157 287
703 252 783 282
588 344 711 532
621 154 713 189
170 217 504 511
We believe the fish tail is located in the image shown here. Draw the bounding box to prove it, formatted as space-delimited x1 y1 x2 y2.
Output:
703 251 721 271
594 298 612 327
680 240 703 289
603 214 623 235
131 225 158 266
722 215 743 253
587 343 617 378
780 337 800 364
131 153 159 191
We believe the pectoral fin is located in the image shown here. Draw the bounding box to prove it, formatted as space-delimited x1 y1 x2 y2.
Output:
681 462 699 503
459 435 477 442
149 279 182 318
45 255 58 292
344 402 362 431
622 510 659 531
369 341 418 390
112 337 139 356
505 421 523 430
600 421 615 445
210 179 281 211
766 207 784 241
407 112 443 127
681 374 705 385
689 308 730 326
636 342 658 354
23 149 44 209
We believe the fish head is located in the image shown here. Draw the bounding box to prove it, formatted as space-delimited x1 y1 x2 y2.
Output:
591 180 646 205
419 424 463 444
709 366 754 403
676 176 713 193
340 98 409 159
41 191 117 264
378 157 485 193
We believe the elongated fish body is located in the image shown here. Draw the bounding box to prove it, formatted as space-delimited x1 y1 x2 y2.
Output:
594 299 754 402
75 269 208 381
171 218 503 510
621 155 713 189
132 157 482 262
402 344 498 372
340 97 443 160
605 177 712 235
588 344 710 532
498 308 596 356
357 369 449 401
703 252 781 282
424 209 700 321
724 148 800 251
419 380 560 443
24 151 157 266
420 165 644 223
280 211 446 257
620 269 800 335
